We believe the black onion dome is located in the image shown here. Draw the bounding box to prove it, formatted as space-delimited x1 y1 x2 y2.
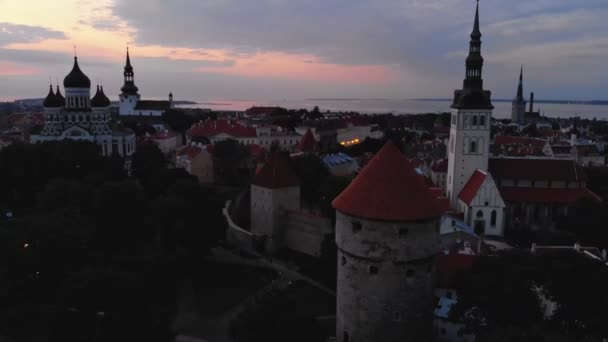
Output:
55 85 65 106
43 85 61 107
64 57 91 88
91 86 110 107
99 86 111 107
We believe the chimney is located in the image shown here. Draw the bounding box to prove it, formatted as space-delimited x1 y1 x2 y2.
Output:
529 92 535 113
602 249 607 261
531 243 537 254
574 243 581 252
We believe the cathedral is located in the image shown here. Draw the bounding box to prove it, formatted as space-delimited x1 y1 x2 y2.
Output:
30 56 136 157
118 48 175 117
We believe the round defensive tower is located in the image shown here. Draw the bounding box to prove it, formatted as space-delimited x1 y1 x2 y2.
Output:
332 141 443 342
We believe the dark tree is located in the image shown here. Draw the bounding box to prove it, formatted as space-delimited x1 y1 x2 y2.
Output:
162 109 193 145
290 154 330 206
213 139 250 186
132 144 167 182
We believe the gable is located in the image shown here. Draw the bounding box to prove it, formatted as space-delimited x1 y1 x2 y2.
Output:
467 173 505 208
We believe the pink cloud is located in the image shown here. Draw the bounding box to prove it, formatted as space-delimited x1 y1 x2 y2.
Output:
0 61 41 75
196 52 397 84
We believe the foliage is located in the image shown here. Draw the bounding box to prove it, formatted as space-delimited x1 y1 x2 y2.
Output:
132 144 167 184
453 251 608 341
212 139 251 186
0 140 227 341
290 154 330 205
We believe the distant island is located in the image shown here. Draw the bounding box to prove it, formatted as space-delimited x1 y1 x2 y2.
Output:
414 98 608 106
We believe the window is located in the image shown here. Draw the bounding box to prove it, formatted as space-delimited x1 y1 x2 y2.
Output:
491 210 497 226
451 220 456 227
470 141 477 153
343 332 349 342
399 228 409 238
369 266 378 275
352 222 362 233
476 210 483 218
393 312 401 322
341 256 347 266
441 328 446 335
480 114 486 126
485 201 489 206
406 269 415 278
451 114 456 125
472 115 478 126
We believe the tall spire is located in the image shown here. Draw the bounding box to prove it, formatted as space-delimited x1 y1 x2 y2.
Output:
472 0 480 39
121 47 139 96
451 0 493 110
515 66 524 101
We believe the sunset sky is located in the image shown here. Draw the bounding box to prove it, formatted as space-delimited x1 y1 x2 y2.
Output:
1 0 608 101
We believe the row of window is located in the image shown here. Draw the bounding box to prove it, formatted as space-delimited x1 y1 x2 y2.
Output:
451 113 489 128
352 222 410 238
67 96 90 108
470 209 498 226
46 114 108 123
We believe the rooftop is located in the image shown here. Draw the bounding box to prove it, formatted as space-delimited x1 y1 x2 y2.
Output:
332 141 444 222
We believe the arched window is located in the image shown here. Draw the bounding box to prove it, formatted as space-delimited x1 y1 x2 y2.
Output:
491 210 497 226
477 210 483 218
465 115 470 125
470 141 477 153
472 115 478 126
480 114 486 126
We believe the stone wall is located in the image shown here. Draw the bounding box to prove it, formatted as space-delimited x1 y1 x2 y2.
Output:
283 210 333 257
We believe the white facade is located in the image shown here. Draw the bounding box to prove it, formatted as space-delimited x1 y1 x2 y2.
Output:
119 93 140 116
447 109 492 208
458 172 506 237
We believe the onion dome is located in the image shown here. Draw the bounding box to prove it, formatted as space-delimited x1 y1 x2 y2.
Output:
91 85 111 107
63 57 91 88
43 85 61 107
332 141 444 222
55 85 65 106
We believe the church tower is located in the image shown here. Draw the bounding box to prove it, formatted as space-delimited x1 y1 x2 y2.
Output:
447 0 493 208
511 67 526 122
333 141 442 342
119 48 141 116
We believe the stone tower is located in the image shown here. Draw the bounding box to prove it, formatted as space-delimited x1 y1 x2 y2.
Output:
511 67 526 123
332 141 442 342
250 152 300 253
447 0 494 208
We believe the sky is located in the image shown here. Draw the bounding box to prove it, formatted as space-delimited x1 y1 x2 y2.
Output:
1 0 608 102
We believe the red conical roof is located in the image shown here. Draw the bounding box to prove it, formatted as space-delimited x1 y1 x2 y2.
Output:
332 141 444 221
253 153 299 189
297 129 318 153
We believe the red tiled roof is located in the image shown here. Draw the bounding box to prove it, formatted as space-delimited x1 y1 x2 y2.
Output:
296 129 318 153
332 141 444 221
432 159 448 173
189 119 257 138
152 132 177 140
458 170 487 205
499 187 601 204
495 135 547 147
489 158 587 182
436 253 475 289
252 153 299 189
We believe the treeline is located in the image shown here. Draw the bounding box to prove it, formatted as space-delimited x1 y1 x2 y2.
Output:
0 141 226 341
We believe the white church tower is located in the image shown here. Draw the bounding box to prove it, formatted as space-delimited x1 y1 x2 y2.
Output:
118 48 141 116
447 0 494 208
